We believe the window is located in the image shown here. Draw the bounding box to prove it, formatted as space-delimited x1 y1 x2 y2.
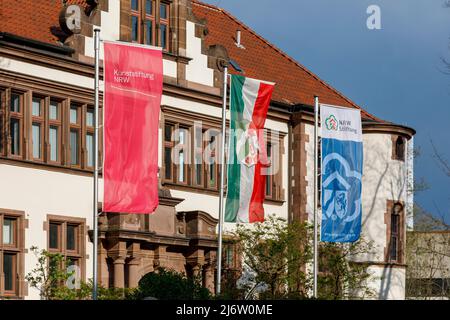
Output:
3 253 16 293
1 211 24 298
49 222 61 250
69 104 81 166
176 128 189 183
9 92 23 157
130 0 170 51
386 201 404 263
264 131 283 201
161 112 285 200
86 107 95 168
164 123 174 180
2 218 15 245
49 100 62 163
31 96 45 160
193 125 204 187
47 216 86 283
66 224 77 252
222 241 240 270
394 136 405 161
265 143 273 197
0 88 98 171
206 132 219 189
159 2 169 50
144 0 155 46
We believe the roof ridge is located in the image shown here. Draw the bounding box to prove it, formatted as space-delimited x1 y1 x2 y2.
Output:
192 0 378 121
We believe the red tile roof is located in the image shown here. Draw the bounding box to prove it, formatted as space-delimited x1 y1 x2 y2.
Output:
0 0 380 121
0 1 92 44
192 1 380 121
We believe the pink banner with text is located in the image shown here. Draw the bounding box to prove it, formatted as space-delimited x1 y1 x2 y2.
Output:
103 42 162 214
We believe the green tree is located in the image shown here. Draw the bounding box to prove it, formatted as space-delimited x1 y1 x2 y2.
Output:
25 246 133 300
232 215 312 299
133 268 211 300
317 239 376 300
230 215 376 300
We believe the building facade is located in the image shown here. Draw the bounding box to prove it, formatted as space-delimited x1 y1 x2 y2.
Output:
0 0 414 299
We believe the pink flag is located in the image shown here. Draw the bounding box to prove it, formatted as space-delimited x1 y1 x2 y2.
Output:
103 42 163 214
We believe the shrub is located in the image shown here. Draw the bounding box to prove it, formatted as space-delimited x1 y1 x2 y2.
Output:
134 268 211 300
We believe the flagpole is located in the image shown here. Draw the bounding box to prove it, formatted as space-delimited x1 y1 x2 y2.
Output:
92 28 100 300
216 64 228 296
313 95 319 299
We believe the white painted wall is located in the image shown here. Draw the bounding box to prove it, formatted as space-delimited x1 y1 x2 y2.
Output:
304 124 410 299
185 21 214 87
366 266 406 300
360 133 407 262
0 164 94 300
406 137 414 230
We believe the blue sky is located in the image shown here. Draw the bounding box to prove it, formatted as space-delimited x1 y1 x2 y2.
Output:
204 0 450 223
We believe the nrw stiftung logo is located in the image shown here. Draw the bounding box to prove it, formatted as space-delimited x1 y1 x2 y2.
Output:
325 115 338 131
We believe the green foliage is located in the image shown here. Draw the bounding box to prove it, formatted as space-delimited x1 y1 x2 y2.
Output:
25 246 134 300
317 239 376 300
228 215 375 300
405 231 450 299
133 268 211 300
232 215 313 299
25 246 73 300
217 269 246 300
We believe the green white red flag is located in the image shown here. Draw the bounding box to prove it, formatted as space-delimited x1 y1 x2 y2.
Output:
225 75 275 223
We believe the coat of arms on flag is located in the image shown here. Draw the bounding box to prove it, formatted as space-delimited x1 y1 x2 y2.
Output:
225 75 275 223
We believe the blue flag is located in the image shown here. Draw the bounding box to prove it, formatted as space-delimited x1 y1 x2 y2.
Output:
320 104 363 242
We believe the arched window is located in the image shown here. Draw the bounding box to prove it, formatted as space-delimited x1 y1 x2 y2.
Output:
395 136 405 161
389 202 403 262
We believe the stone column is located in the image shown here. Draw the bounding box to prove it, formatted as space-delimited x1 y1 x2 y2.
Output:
192 264 203 285
99 243 109 288
204 264 215 294
128 258 141 288
113 257 126 288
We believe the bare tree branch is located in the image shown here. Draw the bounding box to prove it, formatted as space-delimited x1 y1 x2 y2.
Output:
431 140 450 177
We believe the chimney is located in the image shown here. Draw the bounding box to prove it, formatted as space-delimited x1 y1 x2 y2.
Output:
235 29 245 49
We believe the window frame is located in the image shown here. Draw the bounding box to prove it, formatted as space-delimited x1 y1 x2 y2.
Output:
131 0 141 43
2 252 17 295
205 130 219 191
8 91 24 159
48 222 62 252
84 105 95 169
158 1 170 51
0 209 25 299
161 108 285 201
175 125 190 185
48 99 62 165
144 0 156 46
192 125 205 188
0 86 99 172
163 122 175 182
385 201 405 264
68 102 82 168
46 216 86 284
130 0 170 51
2 217 17 248
31 95 45 162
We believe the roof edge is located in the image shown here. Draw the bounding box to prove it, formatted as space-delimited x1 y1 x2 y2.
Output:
0 32 74 56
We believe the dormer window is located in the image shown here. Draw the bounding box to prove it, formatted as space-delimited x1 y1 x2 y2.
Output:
130 0 170 51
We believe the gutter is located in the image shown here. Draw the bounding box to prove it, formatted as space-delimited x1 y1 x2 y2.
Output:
0 32 74 56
